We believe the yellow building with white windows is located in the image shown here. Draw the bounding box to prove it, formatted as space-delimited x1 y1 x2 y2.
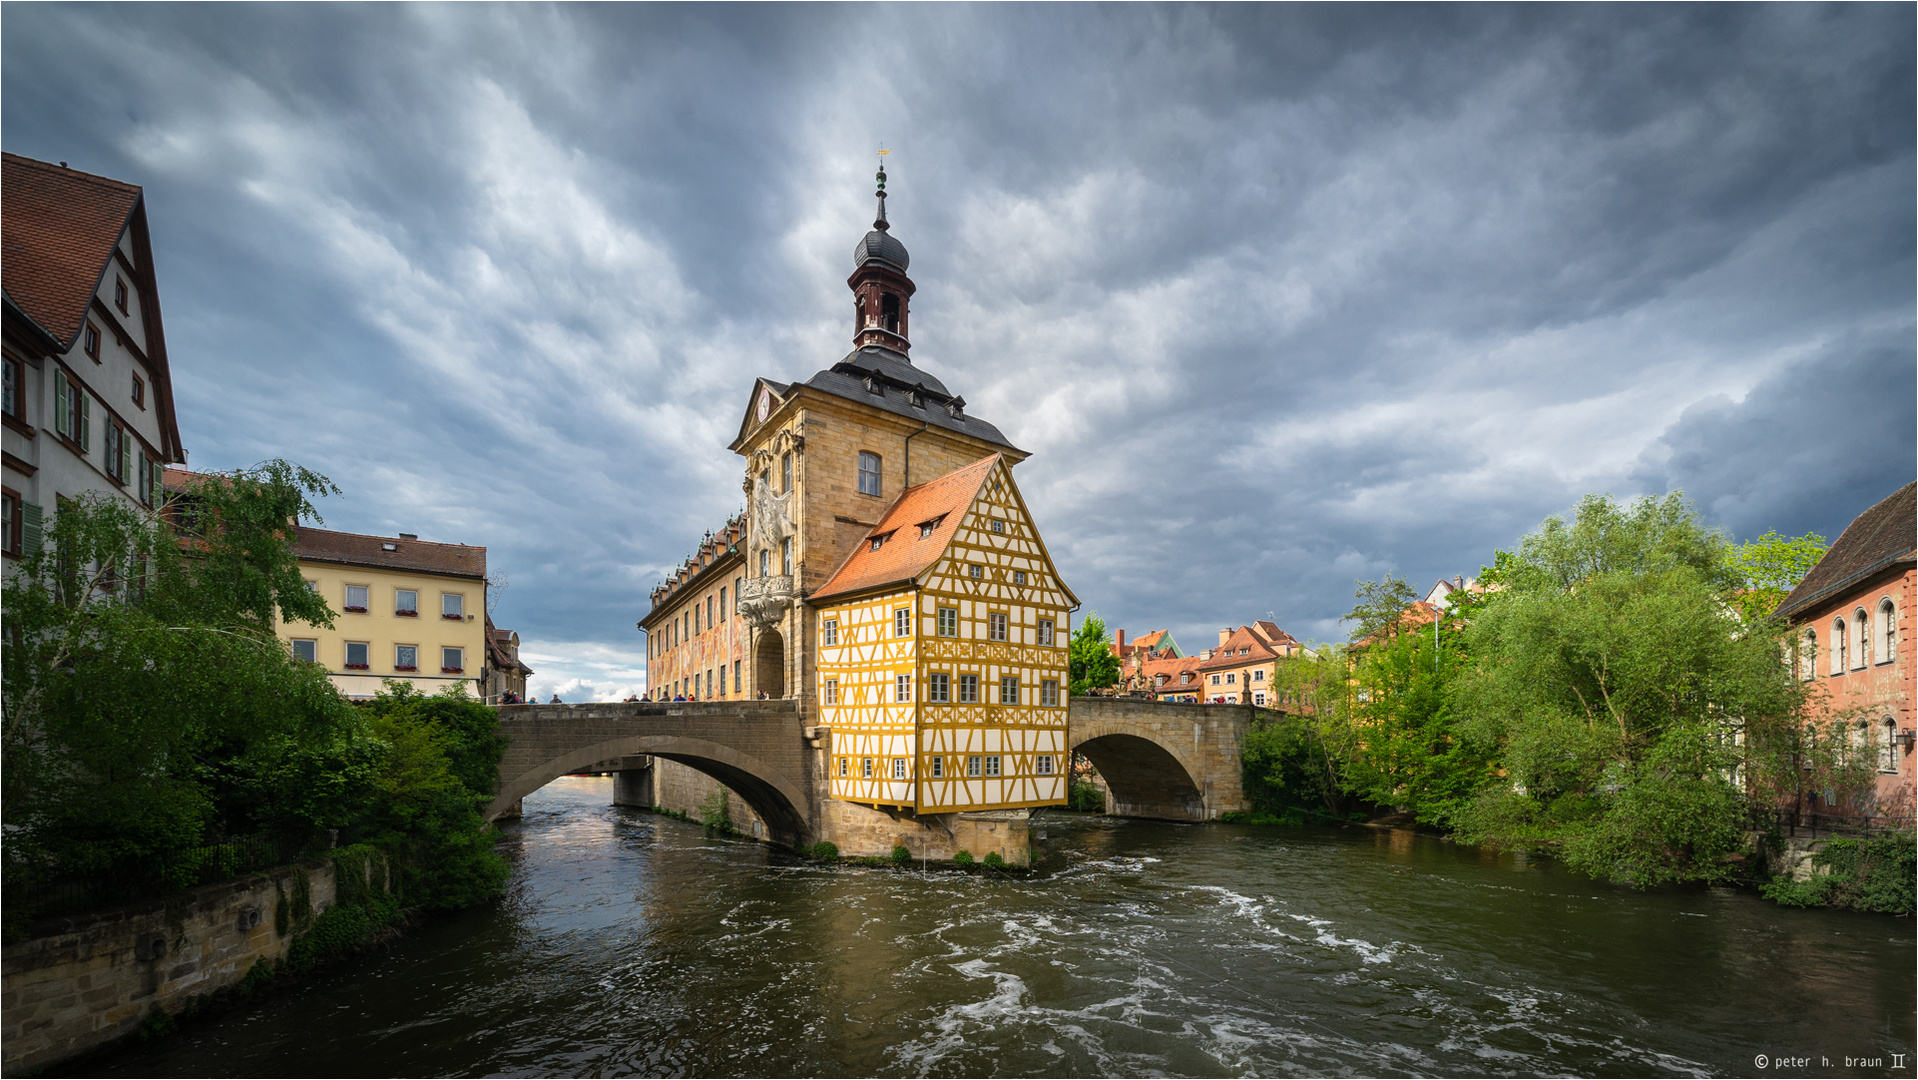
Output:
811 454 1074 813
277 526 489 700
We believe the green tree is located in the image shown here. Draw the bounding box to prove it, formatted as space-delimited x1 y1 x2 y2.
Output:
1339 623 1497 827
1449 493 1807 886
1243 645 1351 818
2 465 364 929
1728 529 1827 622
1068 611 1121 696
1345 574 1420 643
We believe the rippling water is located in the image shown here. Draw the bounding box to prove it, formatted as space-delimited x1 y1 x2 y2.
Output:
69 777 1915 1078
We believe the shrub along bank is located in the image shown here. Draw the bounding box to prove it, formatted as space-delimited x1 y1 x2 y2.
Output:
1231 493 1912 914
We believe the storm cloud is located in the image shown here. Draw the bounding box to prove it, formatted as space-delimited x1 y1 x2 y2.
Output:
4 4 1911 695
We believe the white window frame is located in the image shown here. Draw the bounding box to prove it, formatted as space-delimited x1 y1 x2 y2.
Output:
892 758 907 780
930 672 950 702
931 755 944 778
1000 676 1019 705
1801 628 1818 681
966 755 982 777
989 612 1008 642
984 755 1002 777
1035 754 1054 775
968 564 981 579
959 673 979 703
344 584 370 612
396 588 418 615
822 618 838 645
1879 598 1898 664
1832 618 1847 675
290 638 317 663
443 592 465 619
1013 571 1026 585
1041 679 1059 707
442 646 464 673
895 607 911 637
863 757 874 779
1882 718 1900 774
823 677 839 705
938 607 958 636
1037 619 1053 646
858 451 882 496
395 644 418 670
1853 607 1870 669
344 641 370 668
896 674 912 703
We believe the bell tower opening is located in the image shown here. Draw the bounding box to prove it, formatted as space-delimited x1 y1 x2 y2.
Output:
881 293 900 333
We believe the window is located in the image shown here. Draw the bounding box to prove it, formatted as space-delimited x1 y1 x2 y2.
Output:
1832 618 1847 675
895 607 910 637
838 757 849 777
858 451 882 496
1853 608 1870 669
1253 669 1265 681
344 585 369 613
1013 571 1026 586
822 618 839 645
345 642 370 669
1254 691 1267 706
990 519 1004 534
1880 598 1897 663
719 586 727 617
892 758 907 780
442 646 464 673
760 548 771 576
938 607 958 636
1210 674 1221 686
396 589 418 616
103 423 122 481
896 674 912 702
1041 679 1059 707
443 593 464 619
862 758 874 779
1181 673 1191 685
1035 755 1054 775
290 639 317 663
959 673 979 703
1001 676 1019 705
1883 718 1900 774
870 535 885 552
968 564 981 580
781 451 793 493
966 755 982 777
1 489 18 558
395 644 418 671
931 755 944 778
707 595 714 629
54 374 89 450
2 356 18 419
989 612 1007 641
1225 673 1236 684
114 276 129 314
930 672 950 702
984 755 1002 777
734 660 742 692
782 537 792 575
1801 629 1818 681
83 322 101 361
1037 619 1053 646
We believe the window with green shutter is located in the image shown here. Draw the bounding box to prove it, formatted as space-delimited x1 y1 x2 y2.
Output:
54 376 69 438
118 428 132 483
21 501 43 556
78 391 90 452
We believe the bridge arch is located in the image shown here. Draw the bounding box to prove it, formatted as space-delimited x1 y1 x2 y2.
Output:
488 702 813 847
1068 699 1252 821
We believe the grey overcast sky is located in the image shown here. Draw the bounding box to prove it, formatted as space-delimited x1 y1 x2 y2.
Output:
5 4 1912 697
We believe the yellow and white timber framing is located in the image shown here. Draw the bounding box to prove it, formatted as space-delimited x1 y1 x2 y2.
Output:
817 457 1071 813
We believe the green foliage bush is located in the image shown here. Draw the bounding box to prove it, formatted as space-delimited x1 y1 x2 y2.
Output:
696 787 734 833
982 852 1005 868
891 845 912 864
1066 781 1105 812
951 849 973 866
810 841 839 860
1762 832 1916 914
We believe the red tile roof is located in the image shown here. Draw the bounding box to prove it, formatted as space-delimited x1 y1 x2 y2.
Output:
811 455 1000 602
2 153 143 349
293 525 486 580
1777 481 1917 621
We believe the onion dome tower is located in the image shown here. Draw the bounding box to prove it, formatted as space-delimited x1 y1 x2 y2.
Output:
850 162 916 354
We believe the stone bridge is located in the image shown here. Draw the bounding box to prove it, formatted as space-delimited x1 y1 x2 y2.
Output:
487 700 812 846
488 696 1271 852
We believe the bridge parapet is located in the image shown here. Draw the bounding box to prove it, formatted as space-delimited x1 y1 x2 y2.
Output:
1068 697 1267 820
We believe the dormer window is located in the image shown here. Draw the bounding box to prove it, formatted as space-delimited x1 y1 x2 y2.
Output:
870 532 892 552
381 541 398 552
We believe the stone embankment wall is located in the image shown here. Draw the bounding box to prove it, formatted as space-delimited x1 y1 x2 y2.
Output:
2 859 343 1073
651 758 771 840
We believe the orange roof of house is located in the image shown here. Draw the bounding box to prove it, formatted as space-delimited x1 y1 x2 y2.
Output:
811 455 1000 602
2 153 144 349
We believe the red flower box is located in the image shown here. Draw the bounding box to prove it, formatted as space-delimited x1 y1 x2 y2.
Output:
394 665 418 672
344 663 370 670
343 606 368 614
442 613 464 621
396 609 418 618
441 666 463 674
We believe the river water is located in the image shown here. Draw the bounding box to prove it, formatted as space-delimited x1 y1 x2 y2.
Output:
69 777 1914 1078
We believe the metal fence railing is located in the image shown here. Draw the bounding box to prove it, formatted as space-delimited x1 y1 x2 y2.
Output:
20 833 311 922
1755 807 1915 840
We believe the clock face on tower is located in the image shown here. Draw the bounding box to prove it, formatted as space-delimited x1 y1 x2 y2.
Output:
756 388 772 424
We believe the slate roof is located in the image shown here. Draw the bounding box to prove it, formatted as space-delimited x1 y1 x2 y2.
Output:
797 346 1019 451
1776 481 1917 621
810 454 1000 602
293 525 487 580
2 153 143 349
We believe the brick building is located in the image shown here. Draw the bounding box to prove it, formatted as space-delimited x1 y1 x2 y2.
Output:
1120 620 1305 705
1774 480 1915 822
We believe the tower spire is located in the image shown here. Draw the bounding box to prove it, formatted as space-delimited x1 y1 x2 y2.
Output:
850 148 914 355
874 148 890 231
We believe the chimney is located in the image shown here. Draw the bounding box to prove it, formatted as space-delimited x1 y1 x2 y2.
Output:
1219 628 1231 647
1116 629 1127 652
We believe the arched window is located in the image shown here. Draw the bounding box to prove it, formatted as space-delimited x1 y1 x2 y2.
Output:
1882 717 1899 774
1800 628 1818 681
880 293 900 333
1832 617 1847 675
1853 607 1870 669
1879 598 1897 664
